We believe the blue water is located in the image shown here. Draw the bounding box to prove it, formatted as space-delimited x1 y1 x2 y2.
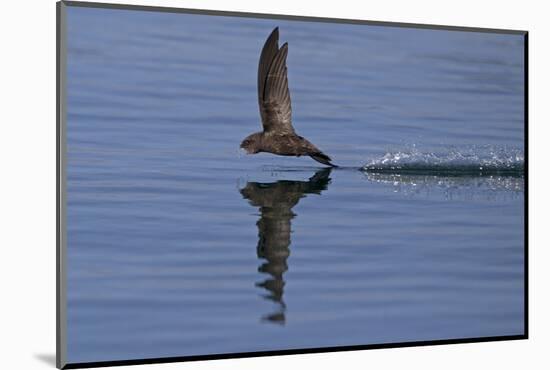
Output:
65 5 525 364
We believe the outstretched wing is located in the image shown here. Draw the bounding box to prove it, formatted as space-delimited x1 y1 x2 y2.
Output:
258 28 295 135
258 28 279 111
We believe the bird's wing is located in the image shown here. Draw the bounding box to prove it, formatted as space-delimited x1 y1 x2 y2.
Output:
258 29 295 135
258 28 279 111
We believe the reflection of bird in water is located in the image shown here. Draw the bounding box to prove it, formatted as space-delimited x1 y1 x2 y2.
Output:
240 169 332 324
240 27 337 167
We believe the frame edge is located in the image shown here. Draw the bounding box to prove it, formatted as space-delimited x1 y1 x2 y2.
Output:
61 0 527 35
57 1 68 369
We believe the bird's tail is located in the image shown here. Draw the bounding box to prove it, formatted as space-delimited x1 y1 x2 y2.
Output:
310 152 338 167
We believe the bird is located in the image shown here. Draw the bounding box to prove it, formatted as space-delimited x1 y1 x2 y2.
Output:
240 27 337 167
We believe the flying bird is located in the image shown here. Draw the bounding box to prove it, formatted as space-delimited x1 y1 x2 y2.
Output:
240 27 337 167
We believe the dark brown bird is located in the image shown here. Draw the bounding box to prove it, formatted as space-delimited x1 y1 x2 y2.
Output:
240 27 337 167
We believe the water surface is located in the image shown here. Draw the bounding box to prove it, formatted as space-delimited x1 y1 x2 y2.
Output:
66 6 525 364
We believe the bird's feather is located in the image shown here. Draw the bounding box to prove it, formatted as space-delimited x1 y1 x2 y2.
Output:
258 31 295 135
309 152 338 167
258 27 279 111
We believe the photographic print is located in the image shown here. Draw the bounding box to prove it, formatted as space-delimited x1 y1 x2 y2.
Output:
57 1 527 368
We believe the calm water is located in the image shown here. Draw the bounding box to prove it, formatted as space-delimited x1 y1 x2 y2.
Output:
65 6 525 364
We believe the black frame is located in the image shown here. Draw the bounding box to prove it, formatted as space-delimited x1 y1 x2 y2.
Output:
56 1 529 368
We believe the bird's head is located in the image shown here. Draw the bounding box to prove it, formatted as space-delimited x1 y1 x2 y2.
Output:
240 133 262 154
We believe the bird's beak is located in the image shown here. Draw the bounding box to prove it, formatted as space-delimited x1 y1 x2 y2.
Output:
240 142 253 154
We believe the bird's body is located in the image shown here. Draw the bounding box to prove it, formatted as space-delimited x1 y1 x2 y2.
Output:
241 27 337 167
242 131 334 166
